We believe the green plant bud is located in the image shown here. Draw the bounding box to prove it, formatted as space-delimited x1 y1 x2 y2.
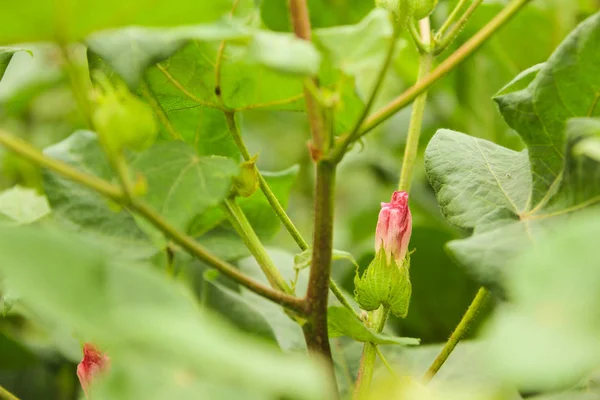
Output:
92 80 158 153
231 155 259 198
410 0 438 19
354 250 412 318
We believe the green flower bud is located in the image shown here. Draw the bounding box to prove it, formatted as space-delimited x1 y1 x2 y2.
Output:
410 0 438 20
92 78 157 153
231 155 259 198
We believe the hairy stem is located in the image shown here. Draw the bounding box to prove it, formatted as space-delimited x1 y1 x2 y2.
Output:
223 197 292 293
0 131 305 314
435 0 485 55
423 287 489 383
223 111 309 250
335 0 532 150
288 0 327 158
437 0 471 38
223 103 356 314
398 51 433 192
303 161 338 391
0 385 19 400
352 307 390 400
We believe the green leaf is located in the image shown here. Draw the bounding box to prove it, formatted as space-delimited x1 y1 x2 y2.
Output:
132 141 238 236
0 332 39 370
0 225 329 399
313 9 395 82
202 270 277 343
86 23 250 88
0 47 27 81
0 1 231 44
484 210 600 391
494 12 600 208
43 131 155 260
327 306 419 346
0 186 50 224
424 13 600 288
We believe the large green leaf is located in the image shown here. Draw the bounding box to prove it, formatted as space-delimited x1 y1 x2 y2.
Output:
485 210 600 391
131 141 238 236
0 225 329 399
424 13 600 288
43 131 154 259
313 9 396 90
494 12 600 208
0 1 231 45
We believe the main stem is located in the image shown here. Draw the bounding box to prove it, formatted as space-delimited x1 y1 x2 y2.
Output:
303 161 338 392
352 307 389 400
423 287 489 383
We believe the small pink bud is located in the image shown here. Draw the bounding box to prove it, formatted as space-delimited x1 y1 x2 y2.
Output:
375 191 412 265
77 343 110 396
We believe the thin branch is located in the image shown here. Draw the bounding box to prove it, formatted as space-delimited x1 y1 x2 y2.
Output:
334 0 532 154
435 0 485 55
437 0 471 38
375 346 397 378
223 197 293 293
331 23 400 163
288 0 327 158
223 111 309 250
408 19 429 54
0 131 306 314
423 287 489 383
0 385 20 400
330 278 360 317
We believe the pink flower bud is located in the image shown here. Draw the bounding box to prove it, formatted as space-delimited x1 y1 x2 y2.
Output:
77 343 110 396
375 191 412 265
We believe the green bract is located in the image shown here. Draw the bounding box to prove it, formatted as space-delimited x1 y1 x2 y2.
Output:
354 250 412 318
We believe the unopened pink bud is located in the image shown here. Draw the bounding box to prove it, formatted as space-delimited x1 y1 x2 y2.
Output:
375 191 412 265
77 343 110 396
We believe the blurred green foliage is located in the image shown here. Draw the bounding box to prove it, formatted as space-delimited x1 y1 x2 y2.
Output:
0 0 599 399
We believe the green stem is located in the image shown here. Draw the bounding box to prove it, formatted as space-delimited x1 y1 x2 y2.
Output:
435 0 485 55
352 307 390 400
330 278 359 317
0 131 305 314
423 287 489 383
303 160 338 393
223 109 356 319
437 0 471 38
223 111 309 250
0 386 19 400
398 52 433 192
375 345 397 377
223 197 292 293
335 0 532 150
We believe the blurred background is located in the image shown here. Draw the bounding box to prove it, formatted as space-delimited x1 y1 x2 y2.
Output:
0 0 599 399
